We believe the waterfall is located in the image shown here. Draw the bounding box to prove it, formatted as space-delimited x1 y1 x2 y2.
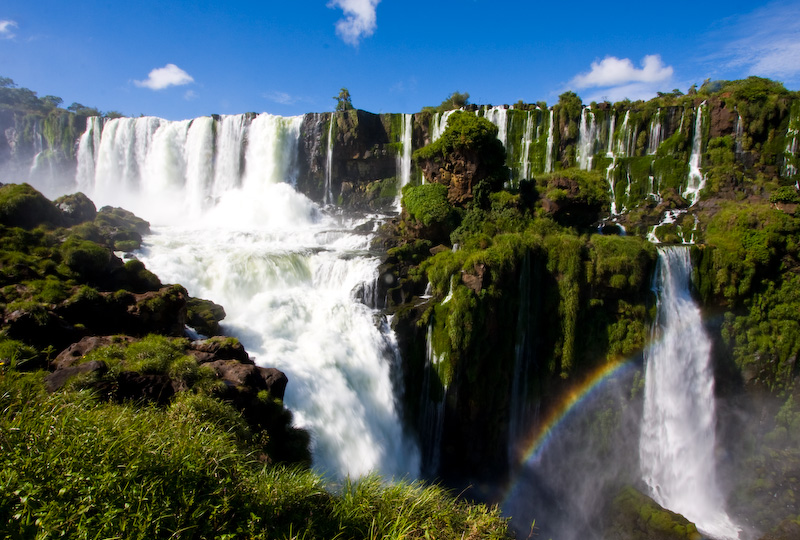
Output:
684 103 706 205
325 115 334 205
545 109 555 173
395 113 413 211
520 111 534 180
783 103 799 181
482 106 509 150
640 247 740 540
734 110 744 157
75 113 420 481
576 107 599 170
420 321 447 477
648 109 663 155
431 109 457 142
508 251 534 465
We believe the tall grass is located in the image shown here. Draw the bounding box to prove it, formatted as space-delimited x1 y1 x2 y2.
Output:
0 373 509 539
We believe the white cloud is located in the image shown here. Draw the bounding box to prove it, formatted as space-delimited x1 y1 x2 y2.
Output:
184 89 198 101
571 55 673 89
716 1 800 81
327 0 380 46
0 20 18 39
134 64 194 90
265 91 297 105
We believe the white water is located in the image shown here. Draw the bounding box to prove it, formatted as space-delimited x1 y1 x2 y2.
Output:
640 247 740 540
648 109 663 155
783 105 799 181
684 104 706 205
520 111 534 180
420 321 447 477
325 115 334 205
576 108 599 170
75 113 420 480
431 109 458 142
395 113 413 211
545 109 555 173
482 106 509 150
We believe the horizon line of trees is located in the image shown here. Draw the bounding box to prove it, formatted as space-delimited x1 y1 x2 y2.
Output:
0 76 123 119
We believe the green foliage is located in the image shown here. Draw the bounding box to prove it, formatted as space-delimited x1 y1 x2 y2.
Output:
333 87 353 112
401 183 459 228
0 373 508 539
770 186 800 204
0 183 64 229
703 201 800 302
422 91 471 114
60 235 111 280
414 111 504 164
722 275 800 390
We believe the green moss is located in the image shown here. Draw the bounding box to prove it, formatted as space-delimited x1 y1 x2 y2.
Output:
401 183 460 229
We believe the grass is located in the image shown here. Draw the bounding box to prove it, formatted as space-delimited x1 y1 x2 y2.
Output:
0 372 509 539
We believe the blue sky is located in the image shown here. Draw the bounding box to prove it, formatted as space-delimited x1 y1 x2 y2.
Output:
1 0 798 120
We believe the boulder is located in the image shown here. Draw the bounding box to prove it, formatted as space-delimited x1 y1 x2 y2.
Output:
54 192 97 225
44 360 107 392
54 335 134 369
259 367 288 400
188 337 250 364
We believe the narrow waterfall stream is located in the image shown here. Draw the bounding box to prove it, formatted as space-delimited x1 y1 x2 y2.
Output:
640 246 740 539
75 114 420 480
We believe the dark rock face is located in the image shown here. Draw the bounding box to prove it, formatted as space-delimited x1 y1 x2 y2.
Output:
188 337 250 364
115 371 175 405
44 360 108 393
54 335 134 369
296 110 399 210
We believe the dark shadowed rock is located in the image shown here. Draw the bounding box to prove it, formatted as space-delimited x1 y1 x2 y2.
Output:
259 367 288 400
45 360 107 392
188 337 250 363
114 371 175 405
54 335 135 369
207 359 266 389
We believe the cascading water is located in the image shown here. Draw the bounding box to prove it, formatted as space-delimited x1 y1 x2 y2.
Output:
420 321 447 477
431 109 457 142
684 104 706 206
482 106 509 150
648 108 663 155
519 111 534 180
545 109 555 173
395 113 412 211
325 115 335 205
576 108 599 170
640 246 740 540
782 102 800 181
734 110 744 157
75 112 420 480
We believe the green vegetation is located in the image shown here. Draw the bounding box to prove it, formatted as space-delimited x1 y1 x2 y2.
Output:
422 91 471 114
0 372 507 540
334 87 353 112
402 183 460 229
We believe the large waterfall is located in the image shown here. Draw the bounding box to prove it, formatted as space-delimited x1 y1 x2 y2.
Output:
640 246 739 540
75 114 420 480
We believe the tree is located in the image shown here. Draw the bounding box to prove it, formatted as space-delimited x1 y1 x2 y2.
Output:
440 91 469 111
40 95 63 108
334 88 353 112
0 77 16 88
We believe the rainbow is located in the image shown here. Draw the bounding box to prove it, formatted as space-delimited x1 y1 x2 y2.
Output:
513 356 638 468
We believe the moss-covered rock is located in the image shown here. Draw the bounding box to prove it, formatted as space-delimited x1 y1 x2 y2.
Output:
604 486 702 540
0 183 64 229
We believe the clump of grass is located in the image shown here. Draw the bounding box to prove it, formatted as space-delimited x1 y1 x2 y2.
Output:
0 374 509 539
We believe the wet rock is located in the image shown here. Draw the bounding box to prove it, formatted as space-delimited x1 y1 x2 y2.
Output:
45 360 107 392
